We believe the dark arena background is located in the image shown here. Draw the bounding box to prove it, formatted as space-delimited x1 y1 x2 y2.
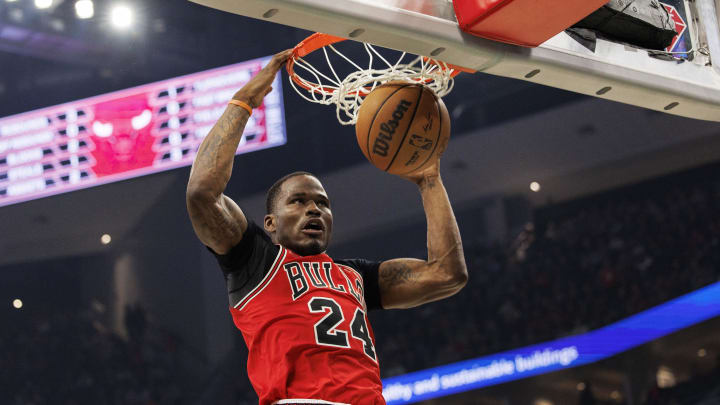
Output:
1 1 720 404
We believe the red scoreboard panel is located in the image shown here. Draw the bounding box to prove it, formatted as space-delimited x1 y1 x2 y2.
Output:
0 56 286 208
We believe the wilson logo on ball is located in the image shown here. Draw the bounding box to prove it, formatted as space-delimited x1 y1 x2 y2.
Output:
372 99 413 157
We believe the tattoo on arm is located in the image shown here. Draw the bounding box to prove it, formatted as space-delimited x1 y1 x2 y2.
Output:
189 206 240 245
418 175 438 192
191 107 249 190
380 262 419 288
187 108 249 251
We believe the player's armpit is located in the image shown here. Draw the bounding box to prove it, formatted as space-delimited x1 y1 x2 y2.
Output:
186 192 248 254
378 257 467 309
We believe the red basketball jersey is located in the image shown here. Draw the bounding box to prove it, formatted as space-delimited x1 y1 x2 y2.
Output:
211 222 386 405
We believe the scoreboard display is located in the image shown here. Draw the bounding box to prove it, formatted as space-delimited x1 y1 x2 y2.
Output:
0 56 286 208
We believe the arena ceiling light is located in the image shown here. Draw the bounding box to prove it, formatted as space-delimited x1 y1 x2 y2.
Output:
34 0 53 9
75 0 94 19
110 4 133 29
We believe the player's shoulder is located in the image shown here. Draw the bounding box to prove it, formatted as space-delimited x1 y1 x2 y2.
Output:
210 220 279 273
335 257 384 311
334 257 381 277
243 220 271 242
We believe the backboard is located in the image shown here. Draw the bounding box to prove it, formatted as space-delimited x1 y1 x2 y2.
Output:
190 0 720 122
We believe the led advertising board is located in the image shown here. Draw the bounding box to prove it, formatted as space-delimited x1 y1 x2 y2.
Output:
383 281 720 403
0 56 285 207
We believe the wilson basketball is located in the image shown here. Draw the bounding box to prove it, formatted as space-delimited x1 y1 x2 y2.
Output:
355 82 451 175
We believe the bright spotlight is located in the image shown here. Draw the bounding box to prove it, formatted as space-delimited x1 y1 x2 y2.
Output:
75 0 94 19
530 181 541 192
6 0 19 3
100 234 112 245
13 299 23 309
34 0 53 9
110 5 133 28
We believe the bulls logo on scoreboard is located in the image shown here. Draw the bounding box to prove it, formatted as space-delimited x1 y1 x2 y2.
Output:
90 94 156 177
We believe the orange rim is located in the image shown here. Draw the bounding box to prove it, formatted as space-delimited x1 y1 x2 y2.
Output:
287 33 348 94
286 32 473 96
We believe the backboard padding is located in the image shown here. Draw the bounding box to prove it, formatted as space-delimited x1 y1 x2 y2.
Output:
191 0 720 122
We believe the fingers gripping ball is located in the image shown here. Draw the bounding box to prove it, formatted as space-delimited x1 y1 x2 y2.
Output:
355 82 451 175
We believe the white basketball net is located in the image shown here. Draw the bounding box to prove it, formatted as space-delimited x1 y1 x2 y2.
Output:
288 42 457 125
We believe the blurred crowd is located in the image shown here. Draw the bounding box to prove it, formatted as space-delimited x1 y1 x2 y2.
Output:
371 173 720 377
1 304 191 405
643 355 720 405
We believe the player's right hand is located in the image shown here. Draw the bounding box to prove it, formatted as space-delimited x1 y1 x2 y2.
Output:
397 132 448 185
232 49 293 108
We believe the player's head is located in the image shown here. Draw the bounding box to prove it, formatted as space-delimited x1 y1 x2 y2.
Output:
264 172 333 256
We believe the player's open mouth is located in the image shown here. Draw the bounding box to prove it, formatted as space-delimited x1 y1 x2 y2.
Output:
301 220 325 236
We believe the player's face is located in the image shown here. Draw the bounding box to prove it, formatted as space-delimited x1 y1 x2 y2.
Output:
265 175 333 256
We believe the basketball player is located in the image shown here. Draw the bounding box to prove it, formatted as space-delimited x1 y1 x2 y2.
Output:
186 50 467 405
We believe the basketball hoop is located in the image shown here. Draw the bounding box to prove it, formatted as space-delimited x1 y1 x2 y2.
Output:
286 33 472 125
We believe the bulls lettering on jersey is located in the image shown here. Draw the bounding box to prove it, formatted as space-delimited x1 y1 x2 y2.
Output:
210 221 386 405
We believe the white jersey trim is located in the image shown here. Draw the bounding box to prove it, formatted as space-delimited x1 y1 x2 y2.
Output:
335 263 365 284
273 400 350 405
337 266 364 307
336 264 365 289
234 246 287 310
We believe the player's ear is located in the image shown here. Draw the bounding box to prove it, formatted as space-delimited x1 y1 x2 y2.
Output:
264 214 276 233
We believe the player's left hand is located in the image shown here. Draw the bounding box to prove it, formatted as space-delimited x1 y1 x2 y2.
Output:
233 49 293 108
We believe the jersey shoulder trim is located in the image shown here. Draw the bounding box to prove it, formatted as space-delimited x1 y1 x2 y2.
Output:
334 258 383 311
336 263 363 280
234 246 287 310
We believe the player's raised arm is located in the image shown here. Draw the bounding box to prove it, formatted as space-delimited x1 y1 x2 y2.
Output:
186 50 292 254
378 139 468 309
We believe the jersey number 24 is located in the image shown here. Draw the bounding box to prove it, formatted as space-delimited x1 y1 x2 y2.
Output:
308 297 377 361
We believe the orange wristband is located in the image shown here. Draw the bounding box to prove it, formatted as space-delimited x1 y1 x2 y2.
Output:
228 99 252 115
